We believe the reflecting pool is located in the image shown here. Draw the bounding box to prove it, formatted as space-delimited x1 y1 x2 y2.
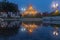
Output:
0 21 60 40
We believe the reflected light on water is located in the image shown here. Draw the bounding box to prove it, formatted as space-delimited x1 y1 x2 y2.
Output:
53 31 59 36
21 27 26 32
53 26 59 36
22 23 38 33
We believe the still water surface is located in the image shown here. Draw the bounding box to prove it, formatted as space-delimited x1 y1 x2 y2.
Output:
0 21 60 40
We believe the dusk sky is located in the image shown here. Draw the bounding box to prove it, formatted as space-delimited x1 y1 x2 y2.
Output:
0 0 60 12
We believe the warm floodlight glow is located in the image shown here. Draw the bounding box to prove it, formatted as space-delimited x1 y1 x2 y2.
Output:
22 5 38 16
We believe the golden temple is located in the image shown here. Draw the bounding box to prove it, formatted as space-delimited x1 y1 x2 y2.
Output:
22 5 38 16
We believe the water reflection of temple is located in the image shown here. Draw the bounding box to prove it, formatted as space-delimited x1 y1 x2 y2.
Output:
22 5 38 17
21 22 38 33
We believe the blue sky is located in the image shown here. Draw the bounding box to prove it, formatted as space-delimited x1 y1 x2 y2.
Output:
0 0 60 12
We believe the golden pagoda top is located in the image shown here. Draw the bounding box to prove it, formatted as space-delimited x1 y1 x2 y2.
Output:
27 5 34 10
22 5 38 16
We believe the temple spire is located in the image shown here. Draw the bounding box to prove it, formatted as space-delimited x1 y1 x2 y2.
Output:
22 4 38 16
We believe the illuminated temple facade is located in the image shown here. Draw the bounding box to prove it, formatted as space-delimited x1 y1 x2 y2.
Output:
22 5 38 17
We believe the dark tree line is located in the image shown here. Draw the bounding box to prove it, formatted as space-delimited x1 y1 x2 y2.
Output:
0 1 20 18
0 2 19 12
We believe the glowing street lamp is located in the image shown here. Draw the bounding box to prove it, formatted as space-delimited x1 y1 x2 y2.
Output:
21 7 26 16
52 2 59 15
21 8 26 12
52 3 58 9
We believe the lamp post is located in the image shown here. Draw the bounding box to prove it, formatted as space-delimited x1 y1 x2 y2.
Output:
52 3 59 15
52 3 58 9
